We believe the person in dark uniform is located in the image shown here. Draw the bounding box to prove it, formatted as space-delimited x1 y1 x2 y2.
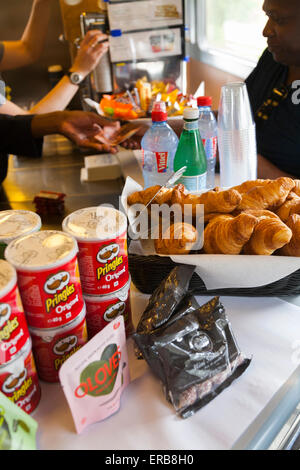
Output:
245 0 300 179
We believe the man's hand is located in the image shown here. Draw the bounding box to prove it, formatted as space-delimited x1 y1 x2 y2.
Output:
31 111 120 153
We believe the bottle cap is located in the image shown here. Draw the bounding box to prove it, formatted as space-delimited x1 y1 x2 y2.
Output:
151 101 168 122
183 107 199 120
197 96 212 107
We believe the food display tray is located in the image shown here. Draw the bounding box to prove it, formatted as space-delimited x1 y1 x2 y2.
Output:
128 253 300 297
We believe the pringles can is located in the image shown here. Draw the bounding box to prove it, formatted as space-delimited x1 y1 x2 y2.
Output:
29 304 88 383
0 338 41 414
5 230 84 329
0 210 41 259
62 207 129 295
0 260 30 364
83 277 132 339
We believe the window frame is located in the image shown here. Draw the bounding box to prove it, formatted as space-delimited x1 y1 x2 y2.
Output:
187 0 264 79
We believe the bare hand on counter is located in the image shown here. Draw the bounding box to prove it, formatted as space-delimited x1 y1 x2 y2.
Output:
31 111 120 152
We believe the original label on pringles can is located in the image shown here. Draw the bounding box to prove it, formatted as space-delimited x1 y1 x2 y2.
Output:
0 285 30 364
29 305 88 383
0 260 30 364
5 231 84 329
0 339 41 415
84 278 132 339
62 207 129 295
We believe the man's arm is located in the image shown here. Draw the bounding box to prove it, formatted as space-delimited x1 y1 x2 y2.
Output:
0 0 53 71
257 154 295 179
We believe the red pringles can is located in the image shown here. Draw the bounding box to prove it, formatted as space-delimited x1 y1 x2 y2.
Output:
84 278 132 339
62 207 129 295
29 304 88 383
5 230 84 329
0 338 41 414
0 260 30 364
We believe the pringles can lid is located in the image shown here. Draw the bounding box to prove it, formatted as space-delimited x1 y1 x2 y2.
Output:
62 206 127 242
5 230 78 272
0 259 17 299
0 210 41 244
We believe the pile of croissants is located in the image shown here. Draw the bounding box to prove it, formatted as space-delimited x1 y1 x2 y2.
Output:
127 177 300 256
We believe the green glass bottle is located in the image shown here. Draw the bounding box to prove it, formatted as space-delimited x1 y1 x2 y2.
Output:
173 107 207 191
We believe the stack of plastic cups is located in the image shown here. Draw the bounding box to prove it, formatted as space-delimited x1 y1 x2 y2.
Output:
5 231 88 383
217 82 257 188
62 207 132 340
0 259 41 414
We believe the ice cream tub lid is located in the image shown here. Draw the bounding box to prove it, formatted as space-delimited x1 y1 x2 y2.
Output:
62 206 127 242
0 210 41 244
5 230 78 272
0 260 17 299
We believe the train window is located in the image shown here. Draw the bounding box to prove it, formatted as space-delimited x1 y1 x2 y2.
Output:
186 0 267 78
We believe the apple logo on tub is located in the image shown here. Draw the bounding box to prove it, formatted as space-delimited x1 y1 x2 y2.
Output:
97 243 120 264
2 368 27 394
0 303 11 328
104 301 126 322
53 335 78 355
44 271 70 295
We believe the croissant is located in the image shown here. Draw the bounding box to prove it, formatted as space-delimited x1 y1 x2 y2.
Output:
278 214 300 256
154 222 198 255
243 210 292 255
171 186 242 216
275 192 300 222
232 179 271 195
127 185 175 206
203 213 257 254
238 177 295 211
293 180 300 197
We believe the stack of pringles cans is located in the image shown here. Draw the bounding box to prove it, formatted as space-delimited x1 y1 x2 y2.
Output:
0 210 42 414
0 206 132 414
62 206 132 340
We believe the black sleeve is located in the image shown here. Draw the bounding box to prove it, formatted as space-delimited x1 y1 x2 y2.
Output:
0 114 43 157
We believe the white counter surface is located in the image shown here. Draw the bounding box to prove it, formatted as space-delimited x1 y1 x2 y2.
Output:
31 287 300 450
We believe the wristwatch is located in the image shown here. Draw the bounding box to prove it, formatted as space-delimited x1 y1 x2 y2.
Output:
66 70 84 85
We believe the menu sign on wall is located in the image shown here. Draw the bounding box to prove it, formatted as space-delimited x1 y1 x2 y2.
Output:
109 27 182 63
107 0 184 64
108 0 183 32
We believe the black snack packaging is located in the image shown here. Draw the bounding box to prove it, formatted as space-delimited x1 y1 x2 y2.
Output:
134 291 251 419
136 264 196 334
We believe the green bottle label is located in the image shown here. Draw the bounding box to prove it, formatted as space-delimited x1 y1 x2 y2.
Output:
183 120 199 131
178 173 207 192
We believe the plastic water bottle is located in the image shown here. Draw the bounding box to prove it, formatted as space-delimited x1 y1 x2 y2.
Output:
173 107 207 191
141 101 179 188
197 96 217 189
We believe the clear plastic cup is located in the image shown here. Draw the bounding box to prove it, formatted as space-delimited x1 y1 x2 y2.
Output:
217 82 257 188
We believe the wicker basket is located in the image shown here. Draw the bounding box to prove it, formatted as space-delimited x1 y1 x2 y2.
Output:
128 253 300 296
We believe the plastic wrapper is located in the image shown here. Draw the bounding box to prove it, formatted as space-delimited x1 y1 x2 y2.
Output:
0 391 38 450
136 264 196 334
133 268 251 418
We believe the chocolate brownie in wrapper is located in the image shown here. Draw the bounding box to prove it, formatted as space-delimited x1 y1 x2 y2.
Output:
134 293 251 419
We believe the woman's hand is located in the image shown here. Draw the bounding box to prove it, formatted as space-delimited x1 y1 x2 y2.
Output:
71 30 109 79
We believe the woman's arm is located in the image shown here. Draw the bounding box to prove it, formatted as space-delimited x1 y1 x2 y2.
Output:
0 30 109 115
0 0 53 71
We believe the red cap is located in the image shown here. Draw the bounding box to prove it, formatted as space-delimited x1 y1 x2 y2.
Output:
197 96 212 107
151 101 168 122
